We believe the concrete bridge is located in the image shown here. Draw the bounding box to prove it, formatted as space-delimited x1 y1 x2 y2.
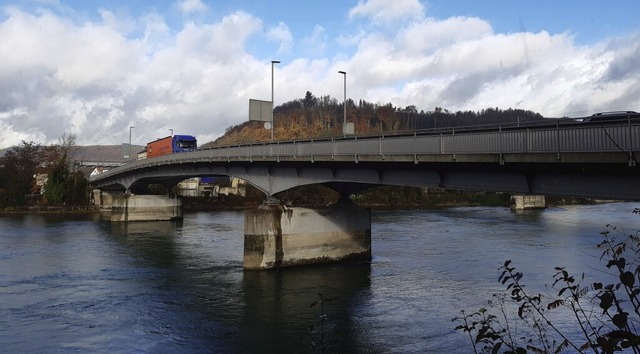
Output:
90 118 640 269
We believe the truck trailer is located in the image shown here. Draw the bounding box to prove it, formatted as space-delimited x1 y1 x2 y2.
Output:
146 135 197 158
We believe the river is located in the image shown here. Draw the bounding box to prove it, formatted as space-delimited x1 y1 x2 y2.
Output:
1 202 639 353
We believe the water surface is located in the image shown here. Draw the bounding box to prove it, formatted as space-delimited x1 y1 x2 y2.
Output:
1 203 638 352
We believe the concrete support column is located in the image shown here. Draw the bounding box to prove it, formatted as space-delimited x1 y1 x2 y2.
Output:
244 203 371 270
91 189 116 212
511 194 546 210
110 194 182 222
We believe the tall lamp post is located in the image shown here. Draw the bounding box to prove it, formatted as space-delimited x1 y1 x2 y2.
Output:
129 126 134 160
271 60 280 141
338 70 347 135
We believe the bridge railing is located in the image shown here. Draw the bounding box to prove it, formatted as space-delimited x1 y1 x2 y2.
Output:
192 119 637 159
91 120 639 182
329 123 638 156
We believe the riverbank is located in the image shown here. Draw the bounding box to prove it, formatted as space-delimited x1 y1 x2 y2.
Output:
0 205 100 214
183 185 609 211
0 185 614 214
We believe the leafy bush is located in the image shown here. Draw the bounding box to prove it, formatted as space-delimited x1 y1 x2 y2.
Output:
454 209 640 353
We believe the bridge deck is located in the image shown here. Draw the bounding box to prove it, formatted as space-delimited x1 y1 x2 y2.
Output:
90 120 640 200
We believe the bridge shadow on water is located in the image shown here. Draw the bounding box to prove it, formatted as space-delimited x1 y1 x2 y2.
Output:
104 218 376 353
239 263 373 353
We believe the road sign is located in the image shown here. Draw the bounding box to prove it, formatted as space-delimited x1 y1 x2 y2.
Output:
249 99 273 122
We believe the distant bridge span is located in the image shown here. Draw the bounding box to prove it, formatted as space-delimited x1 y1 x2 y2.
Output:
90 120 640 201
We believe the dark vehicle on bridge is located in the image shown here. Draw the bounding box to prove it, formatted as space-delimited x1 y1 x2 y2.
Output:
580 110 640 123
146 135 197 158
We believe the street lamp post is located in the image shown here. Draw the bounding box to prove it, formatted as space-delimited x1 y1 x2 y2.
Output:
271 60 280 141
128 126 134 160
170 129 173 136
338 71 346 135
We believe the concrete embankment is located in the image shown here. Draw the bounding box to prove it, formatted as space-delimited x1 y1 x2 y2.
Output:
0 205 99 213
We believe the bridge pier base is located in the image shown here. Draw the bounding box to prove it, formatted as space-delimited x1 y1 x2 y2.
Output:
91 189 118 212
243 203 371 270
511 195 546 210
110 194 183 222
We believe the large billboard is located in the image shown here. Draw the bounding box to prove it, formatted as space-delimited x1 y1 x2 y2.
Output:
249 99 273 122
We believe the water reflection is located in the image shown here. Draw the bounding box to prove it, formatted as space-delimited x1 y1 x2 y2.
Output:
240 263 372 353
102 216 375 353
107 220 184 268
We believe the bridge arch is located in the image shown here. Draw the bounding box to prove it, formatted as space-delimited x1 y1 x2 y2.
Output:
91 162 392 198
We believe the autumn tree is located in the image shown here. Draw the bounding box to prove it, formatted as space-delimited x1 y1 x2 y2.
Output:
375 103 396 132
0 141 41 207
210 91 548 146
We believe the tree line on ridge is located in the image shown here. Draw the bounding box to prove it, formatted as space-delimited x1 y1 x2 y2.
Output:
210 91 546 145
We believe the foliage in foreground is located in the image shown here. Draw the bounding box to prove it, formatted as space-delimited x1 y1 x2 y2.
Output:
454 209 640 353
0 134 90 208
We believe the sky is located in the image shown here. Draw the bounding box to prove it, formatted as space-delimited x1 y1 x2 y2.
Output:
1 0 639 149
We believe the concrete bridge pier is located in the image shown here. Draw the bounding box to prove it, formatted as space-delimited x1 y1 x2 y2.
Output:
243 200 371 270
510 195 546 210
93 190 183 222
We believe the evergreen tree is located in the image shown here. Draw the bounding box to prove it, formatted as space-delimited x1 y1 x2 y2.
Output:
303 91 316 108
0 141 40 207
43 152 68 205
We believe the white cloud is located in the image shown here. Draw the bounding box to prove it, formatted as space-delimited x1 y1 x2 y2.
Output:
266 22 293 54
140 12 172 53
349 0 425 24
397 16 493 55
0 3 638 150
98 8 136 35
176 0 207 16
302 25 327 57
338 8 640 117
0 7 267 148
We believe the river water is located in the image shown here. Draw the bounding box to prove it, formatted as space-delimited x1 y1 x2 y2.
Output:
1 202 639 353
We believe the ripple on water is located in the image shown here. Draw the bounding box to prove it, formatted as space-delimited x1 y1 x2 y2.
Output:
1 205 639 353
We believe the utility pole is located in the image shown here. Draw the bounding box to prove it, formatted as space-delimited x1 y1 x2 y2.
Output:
128 126 134 159
271 60 280 141
338 71 346 135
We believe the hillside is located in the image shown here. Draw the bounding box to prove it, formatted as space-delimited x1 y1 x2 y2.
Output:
205 92 547 147
69 144 145 163
1 143 145 163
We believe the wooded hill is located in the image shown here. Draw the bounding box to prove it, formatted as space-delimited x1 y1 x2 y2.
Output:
208 91 547 146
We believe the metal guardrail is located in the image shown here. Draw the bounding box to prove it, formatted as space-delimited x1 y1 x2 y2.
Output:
91 119 639 182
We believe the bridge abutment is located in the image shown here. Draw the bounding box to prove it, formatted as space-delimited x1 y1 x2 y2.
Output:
99 192 183 222
510 195 546 210
244 203 371 270
91 189 117 212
